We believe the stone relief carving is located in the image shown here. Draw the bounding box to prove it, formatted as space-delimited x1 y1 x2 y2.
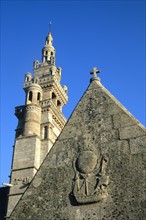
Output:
72 150 109 204
13 177 30 185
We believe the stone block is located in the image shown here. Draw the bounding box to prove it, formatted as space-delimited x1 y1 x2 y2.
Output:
13 136 41 170
7 195 22 217
130 135 146 154
113 112 138 128
119 125 146 140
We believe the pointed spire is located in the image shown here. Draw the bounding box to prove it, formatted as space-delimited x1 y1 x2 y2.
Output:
42 28 56 64
45 32 53 46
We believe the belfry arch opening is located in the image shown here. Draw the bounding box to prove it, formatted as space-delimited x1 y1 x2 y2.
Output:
28 91 33 102
52 92 56 99
57 100 61 107
26 76 29 82
57 100 62 111
44 126 48 139
37 92 41 101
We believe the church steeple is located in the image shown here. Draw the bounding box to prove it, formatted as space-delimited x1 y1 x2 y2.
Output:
42 32 55 64
7 30 68 217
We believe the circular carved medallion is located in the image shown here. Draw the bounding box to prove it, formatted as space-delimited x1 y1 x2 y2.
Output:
76 151 98 174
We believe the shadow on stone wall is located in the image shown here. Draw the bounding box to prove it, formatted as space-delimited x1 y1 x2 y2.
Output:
0 187 9 220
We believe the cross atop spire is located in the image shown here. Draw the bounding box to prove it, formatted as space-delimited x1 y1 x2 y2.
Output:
90 67 100 82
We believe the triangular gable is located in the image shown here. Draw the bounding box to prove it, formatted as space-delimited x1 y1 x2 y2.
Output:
9 80 146 220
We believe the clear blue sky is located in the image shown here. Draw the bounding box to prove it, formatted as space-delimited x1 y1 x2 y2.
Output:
0 0 145 186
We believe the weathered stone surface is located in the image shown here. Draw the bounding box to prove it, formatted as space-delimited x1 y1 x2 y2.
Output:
130 135 146 154
119 125 145 140
113 112 139 128
9 80 146 220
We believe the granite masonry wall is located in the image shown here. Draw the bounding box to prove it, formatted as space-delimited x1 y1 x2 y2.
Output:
9 80 146 220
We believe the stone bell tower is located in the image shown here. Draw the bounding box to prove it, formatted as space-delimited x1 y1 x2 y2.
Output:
7 31 68 217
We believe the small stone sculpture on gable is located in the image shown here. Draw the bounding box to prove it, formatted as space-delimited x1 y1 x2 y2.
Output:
72 150 109 205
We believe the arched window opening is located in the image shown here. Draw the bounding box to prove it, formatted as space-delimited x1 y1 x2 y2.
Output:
25 75 32 82
34 76 39 84
44 126 48 139
28 91 33 102
52 92 56 99
51 52 53 56
57 100 61 107
37 92 41 101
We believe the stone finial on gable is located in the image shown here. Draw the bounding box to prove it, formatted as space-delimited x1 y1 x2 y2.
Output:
90 67 100 82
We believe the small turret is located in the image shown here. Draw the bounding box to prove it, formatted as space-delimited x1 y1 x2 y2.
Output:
24 74 42 105
23 74 42 136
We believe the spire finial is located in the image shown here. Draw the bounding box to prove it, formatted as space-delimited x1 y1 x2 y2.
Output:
90 67 100 82
49 21 52 33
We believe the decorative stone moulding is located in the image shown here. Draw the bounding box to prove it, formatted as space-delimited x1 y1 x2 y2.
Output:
26 106 41 111
72 150 109 205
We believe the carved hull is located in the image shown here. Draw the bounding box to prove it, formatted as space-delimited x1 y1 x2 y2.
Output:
74 193 104 204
